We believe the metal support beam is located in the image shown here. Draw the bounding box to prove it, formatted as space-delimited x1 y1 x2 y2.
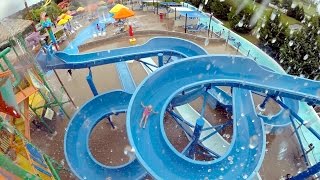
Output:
273 98 320 141
106 116 115 129
200 120 232 142
135 59 158 68
167 110 195 128
289 116 309 166
165 56 172 64
53 70 76 108
187 118 204 158
259 95 271 110
168 111 193 137
289 162 320 180
158 53 164 67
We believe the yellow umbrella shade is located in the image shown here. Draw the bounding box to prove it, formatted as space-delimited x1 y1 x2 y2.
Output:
114 8 135 19
76 7 85 12
58 13 66 20
63 14 73 20
109 4 127 14
57 19 68 25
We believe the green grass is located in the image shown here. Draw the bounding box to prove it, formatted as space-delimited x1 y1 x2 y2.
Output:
220 21 260 45
253 2 301 25
280 14 301 25
213 0 304 44
293 0 318 16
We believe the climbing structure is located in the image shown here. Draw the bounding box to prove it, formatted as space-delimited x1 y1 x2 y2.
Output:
0 33 71 179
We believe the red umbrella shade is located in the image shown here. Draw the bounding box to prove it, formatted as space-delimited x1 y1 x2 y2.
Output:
113 8 135 19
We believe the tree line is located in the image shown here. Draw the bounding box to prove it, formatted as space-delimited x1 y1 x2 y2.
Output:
188 0 319 80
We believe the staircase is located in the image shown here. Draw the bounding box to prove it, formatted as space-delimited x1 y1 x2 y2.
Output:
0 131 11 153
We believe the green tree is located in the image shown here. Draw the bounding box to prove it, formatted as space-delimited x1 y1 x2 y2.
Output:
70 1 83 8
228 4 256 33
281 0 293 9
271 0 280 5
209 0 234 20
25 2 62 22
287 5 305 21
259 11 288 59
44 2 62 20
189 0 202 8
279 16 320 80
296 6 305 21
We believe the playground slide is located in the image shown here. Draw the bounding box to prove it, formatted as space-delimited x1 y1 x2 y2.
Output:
64 91 146 180
127 55 320 179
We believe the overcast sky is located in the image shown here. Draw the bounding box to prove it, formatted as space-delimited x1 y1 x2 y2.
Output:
0 0 42 19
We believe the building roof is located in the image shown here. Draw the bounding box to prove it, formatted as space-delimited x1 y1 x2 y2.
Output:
0 19 33 43
159 2 181 6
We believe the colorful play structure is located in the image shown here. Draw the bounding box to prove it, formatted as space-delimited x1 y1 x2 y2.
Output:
0 29 71 179
40 12 59 51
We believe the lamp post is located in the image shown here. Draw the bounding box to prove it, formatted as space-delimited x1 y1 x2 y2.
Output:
184 13 188 33
208 13 212 37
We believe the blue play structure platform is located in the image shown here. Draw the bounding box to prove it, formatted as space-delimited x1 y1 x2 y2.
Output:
37 36 320 179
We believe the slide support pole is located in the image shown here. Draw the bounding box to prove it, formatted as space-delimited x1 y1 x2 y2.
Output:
274 98 320 141
259 95 271 109
158 53 164 67
290 162 320 180
86 72 98 96
188 118 204 158
289 116 308 166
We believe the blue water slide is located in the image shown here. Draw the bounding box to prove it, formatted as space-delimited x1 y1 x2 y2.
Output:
63 20 99 54
37 35 298 128
36 37 207 70
64 91 146 180
206 85 299 127
115 62 136 93
127 55 320 179
39 34 298 126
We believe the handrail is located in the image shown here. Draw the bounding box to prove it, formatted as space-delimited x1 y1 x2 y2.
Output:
0 48 21 87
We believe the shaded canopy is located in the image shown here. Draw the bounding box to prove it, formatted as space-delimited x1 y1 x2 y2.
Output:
0 19 33 43
76 7 85 12
113 8 135 19
109 4 128 14
57 19 68 25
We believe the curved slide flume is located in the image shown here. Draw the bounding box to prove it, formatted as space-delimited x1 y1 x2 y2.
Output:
37 36 298 127
127 55 320 179
37 37 207 70
64 91 146 180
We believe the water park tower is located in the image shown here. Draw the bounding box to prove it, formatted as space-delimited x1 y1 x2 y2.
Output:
0 24 71 179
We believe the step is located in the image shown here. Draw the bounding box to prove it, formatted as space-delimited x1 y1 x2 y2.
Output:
33 164 52 177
